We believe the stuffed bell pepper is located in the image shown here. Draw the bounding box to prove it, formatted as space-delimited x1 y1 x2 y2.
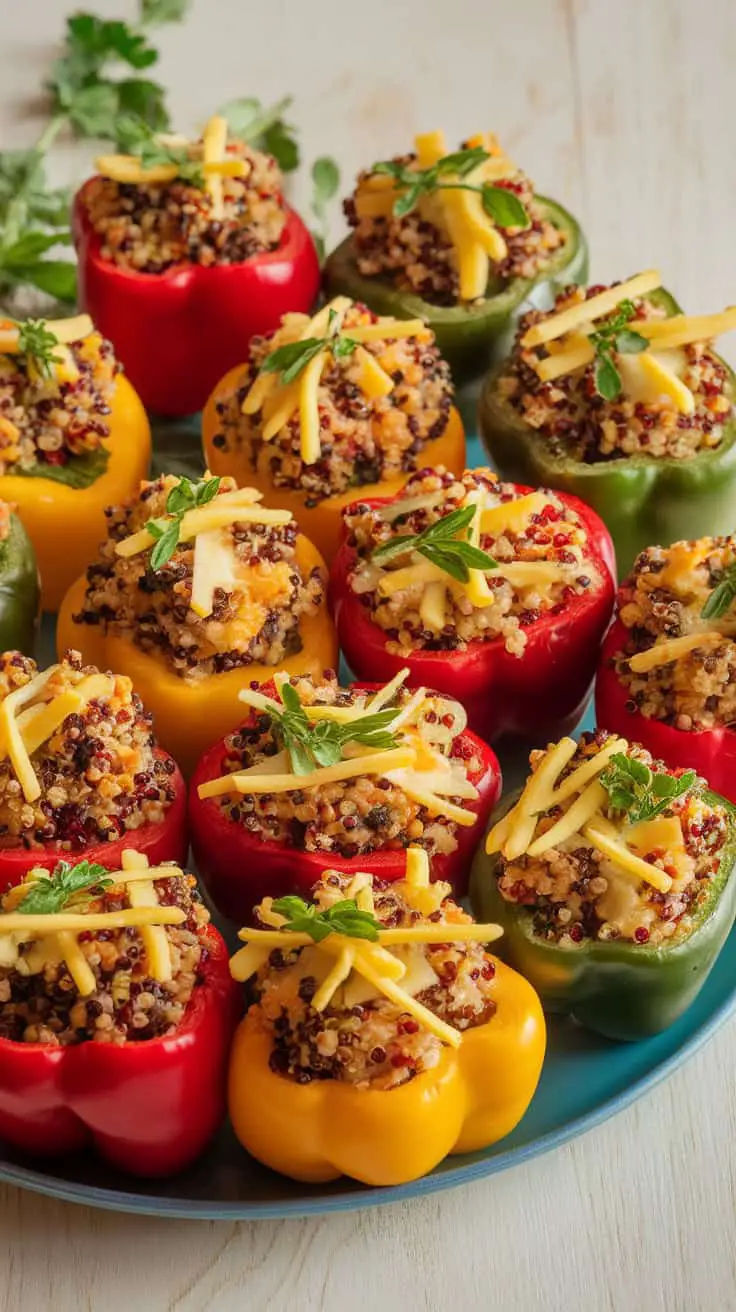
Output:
478 270 736 576
323 129 587 384
0 848 240 1175
73 114 320 416
0 649 186 894
57 473 337 776
202 297 466 562
0 314 150 611
227 846 545 1185
330 466 615 743
470 730 736 1040
596 536 736 805
190 667 502 920
0 500 39 656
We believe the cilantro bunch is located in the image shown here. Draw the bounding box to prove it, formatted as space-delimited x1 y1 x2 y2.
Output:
267 683 399 776
17 860 112 915
600 753 696 824
589 300 648 401
372 504 498 585
371 146 529 228
271 894 380 942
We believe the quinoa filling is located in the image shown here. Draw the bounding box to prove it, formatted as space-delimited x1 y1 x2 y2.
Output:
494 731 730 948
85 137 286 273
74 474 326 681
250 870 497 1090
219 671 480 858
345 148 565 306
613 537 736 731
0 328 117 476
209 303 453 504
0 865 209 1045
0 650 175 851
497 285 732 462
344 466 600 655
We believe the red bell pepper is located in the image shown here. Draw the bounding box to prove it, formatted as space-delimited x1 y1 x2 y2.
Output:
73 183 321 417
0 924 241 1177
329 488 617 744
189 682 502 921
0 749 188 896
596 617 736 805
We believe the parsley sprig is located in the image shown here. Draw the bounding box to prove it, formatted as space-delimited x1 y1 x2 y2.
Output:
371 146 530 228
145 475 220 570
372 504 497 585
219 95 300 174
271 894 380 942
16 860 113 916
115 115 205 187
0 1 187 310
701 563 736 620
600 753 696 824
589 299 649 401
266 683 399 776
13 318 64 379
261 308 360 384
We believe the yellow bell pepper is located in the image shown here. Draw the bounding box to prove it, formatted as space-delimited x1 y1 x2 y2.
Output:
2 375 151 612
55 533 339 777
202 368 467 563
228 953 545 1187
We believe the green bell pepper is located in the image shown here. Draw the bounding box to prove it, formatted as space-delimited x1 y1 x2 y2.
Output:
470 788 736 1041
323 197 588 385
478 288 736 578
0 512 40 656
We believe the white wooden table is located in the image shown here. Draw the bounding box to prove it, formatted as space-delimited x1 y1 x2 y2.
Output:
1 1 736 1307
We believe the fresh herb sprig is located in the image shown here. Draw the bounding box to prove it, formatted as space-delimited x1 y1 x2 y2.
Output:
371 147 530 228
14 318 64 379
600 753 696 824
372 504 498 585
145 475 221 570
0 0 188 308
261 308 359 384
310 156 341 262
701 562 736 620
271 894 380 942
589 299 648 401
116 114 205 186
266 682 399 776
17 860 113 915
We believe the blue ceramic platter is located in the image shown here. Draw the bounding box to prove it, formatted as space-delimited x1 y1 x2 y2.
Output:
1 431 733 1218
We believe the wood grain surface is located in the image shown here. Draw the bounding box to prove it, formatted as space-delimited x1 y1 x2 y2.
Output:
0 0 735 1308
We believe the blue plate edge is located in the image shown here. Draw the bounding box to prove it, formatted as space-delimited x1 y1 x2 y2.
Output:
1 982 733 1222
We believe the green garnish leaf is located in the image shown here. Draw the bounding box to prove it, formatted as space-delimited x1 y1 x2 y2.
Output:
14 318 64 378
261 309 358 383
310 155 341 260
115 114 204 186
145 474 221 570
600 752 697 823
15 447 110 490
271 895 381 943
593 353 623 402
701 563 736 620
260 681 399 776
17 860 113 915
588 299 649 400
481 185 530 229
372 503 498 584
369 147 530 230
